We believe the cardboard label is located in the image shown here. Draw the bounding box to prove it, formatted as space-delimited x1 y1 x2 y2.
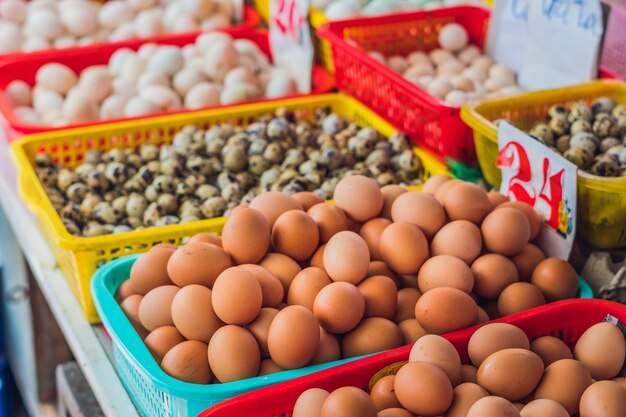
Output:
368 361 407 391
497 122 578 260
269 0 313 93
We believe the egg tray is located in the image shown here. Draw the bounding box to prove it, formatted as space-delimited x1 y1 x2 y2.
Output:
11 93 451 323
0 26 335 142
91 254 373 417
197 298 617 417
460 80 626 249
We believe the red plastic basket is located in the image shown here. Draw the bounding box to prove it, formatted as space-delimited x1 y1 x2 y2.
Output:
198 299 626 417
0 28 335 142
0 4 261 62
601 1 626 81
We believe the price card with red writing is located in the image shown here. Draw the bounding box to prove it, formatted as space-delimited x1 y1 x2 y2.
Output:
269 0 313 94
497 122 578 259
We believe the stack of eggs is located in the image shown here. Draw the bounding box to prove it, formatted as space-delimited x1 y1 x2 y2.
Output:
293 321 626 417
368 22 522 105
5 31 299 126
314 0 485 20
118 174 581 385
0 0 236 53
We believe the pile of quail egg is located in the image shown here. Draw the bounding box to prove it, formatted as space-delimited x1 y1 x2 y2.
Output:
525 97 626 177
313 0 484 20
5 31 299 126
34 108 424 237
0 0 236 53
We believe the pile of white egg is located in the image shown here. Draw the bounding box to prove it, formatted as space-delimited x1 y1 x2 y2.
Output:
368 23 522 105
5 31 300 126
0 0 236 53
313 0 485 20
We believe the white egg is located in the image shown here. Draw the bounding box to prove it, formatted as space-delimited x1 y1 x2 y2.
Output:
124 95 159 117
362 0 403 15
62 90 99 123
29 0 56 10
429 48 455 66
407 51 430 66
0 22 22 52
404 62 435 78
462 66 487 82
100 95 127 119
41 109 64 125
79 66 113 103
484 76 513 92
5 80 32 107
488 64 516 84
22 36 50 52
438 23 468 52
109 48 135 75
368 51 386 65
54 35 77 48
417 75 435 88
195 31 232 53
171 16 199 33
387 55 409 74
109 22 135 42
140 85 181 111
77 37 96 46
112 77 137 101
98 1 134 29
182 0 216 19
184 82 221 109
450 75 474 92
138 71 171 89
120 53 146 81
220 83 260 104
182 44 199 60
458 45 481 65
471 55 493 71
202 41 238 81
237 54 260 74
137 43 158 60
223 66 257 87
14 106 41 124
147 45 184 76
233 38 263 58
172 66 206 96
426 77 454 99
133 9 163 38
59 3 98 37
0 0 27 23
265 76 297 98
198 13 230 30
162 2 185 30
36 63 78 95
127 0 156 11
325 1 360 19
444 90 467 106
24 8 63 39
437 59 465 76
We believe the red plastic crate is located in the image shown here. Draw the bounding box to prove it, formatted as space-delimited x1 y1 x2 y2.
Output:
0 28 335 142
198 299 626 417
0 4 261 62
601 1 626 80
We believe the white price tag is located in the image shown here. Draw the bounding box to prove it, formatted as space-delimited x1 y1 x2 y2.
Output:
486 0 530 73
269 0 314 93
497 122 578 260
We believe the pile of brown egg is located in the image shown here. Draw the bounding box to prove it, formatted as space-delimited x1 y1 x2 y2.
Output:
117 174 581 385
293 321 626 417
525 97 626 177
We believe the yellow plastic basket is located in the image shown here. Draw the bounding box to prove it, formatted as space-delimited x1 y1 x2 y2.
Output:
461 80 626 249
12 93 450 323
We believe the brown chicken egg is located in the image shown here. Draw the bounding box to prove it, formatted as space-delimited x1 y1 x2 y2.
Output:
288 267 332 310
170 284 223 343
477 348 544 401
259 253 302 293
207 325 261 383
222 207 271 264
498 282 545 316
467 396 521 417
531 258 579 302
240 264 284 308
394 361 453 416
414 287 478 334
367 261 401 288
534 359 593 415
447 383 489 417
323 231 370 284
391 192 446 238
377 408 415 417
471 254 519 300
521 399 569 417
477 306 491 324
144 326 186 364
292 192 324 211
431 220 482 264
357 275 397 319
211 266 263 325
462 364 479 383
443 182 491 224
380 184 407 219
341 318 402 358
310 244 326 269
116 280 138 301
272 210 320 261
246 307 279 358
417 255 474 294
380 222 429 275
574 322 626 380
333 175 383 222
268 305 320 369
530 336 573 367
481 207 530 256
487 191 509 209
359 218 391 260
399 319 428 344
313 282 365 334
167 242 232 287
293 388 329 417
310 327 341 365
500 201 542 241
189 233 223 247
394 288 422 323
120 294 148 339
370 375 402 411
321 386 377 417
139 285 179 331
511 244 546 282
579 380 626 417
258 359 285 376
468 323 530 367
249 191 303 227
161 340 212 384
409 334 462 386
422 174 452 194
308 203 349 243
130 246 175 294
433 179 462 204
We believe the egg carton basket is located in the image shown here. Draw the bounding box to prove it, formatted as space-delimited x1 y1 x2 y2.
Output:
0 27 335 142
0 3 261 62
197 297 616 417
11 93 451 323
460 80 626 249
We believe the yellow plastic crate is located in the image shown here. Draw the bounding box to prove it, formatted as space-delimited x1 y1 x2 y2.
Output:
461 81 626 249
12 93 450 323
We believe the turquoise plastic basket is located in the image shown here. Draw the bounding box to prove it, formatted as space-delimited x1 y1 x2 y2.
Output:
91 255 370 417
